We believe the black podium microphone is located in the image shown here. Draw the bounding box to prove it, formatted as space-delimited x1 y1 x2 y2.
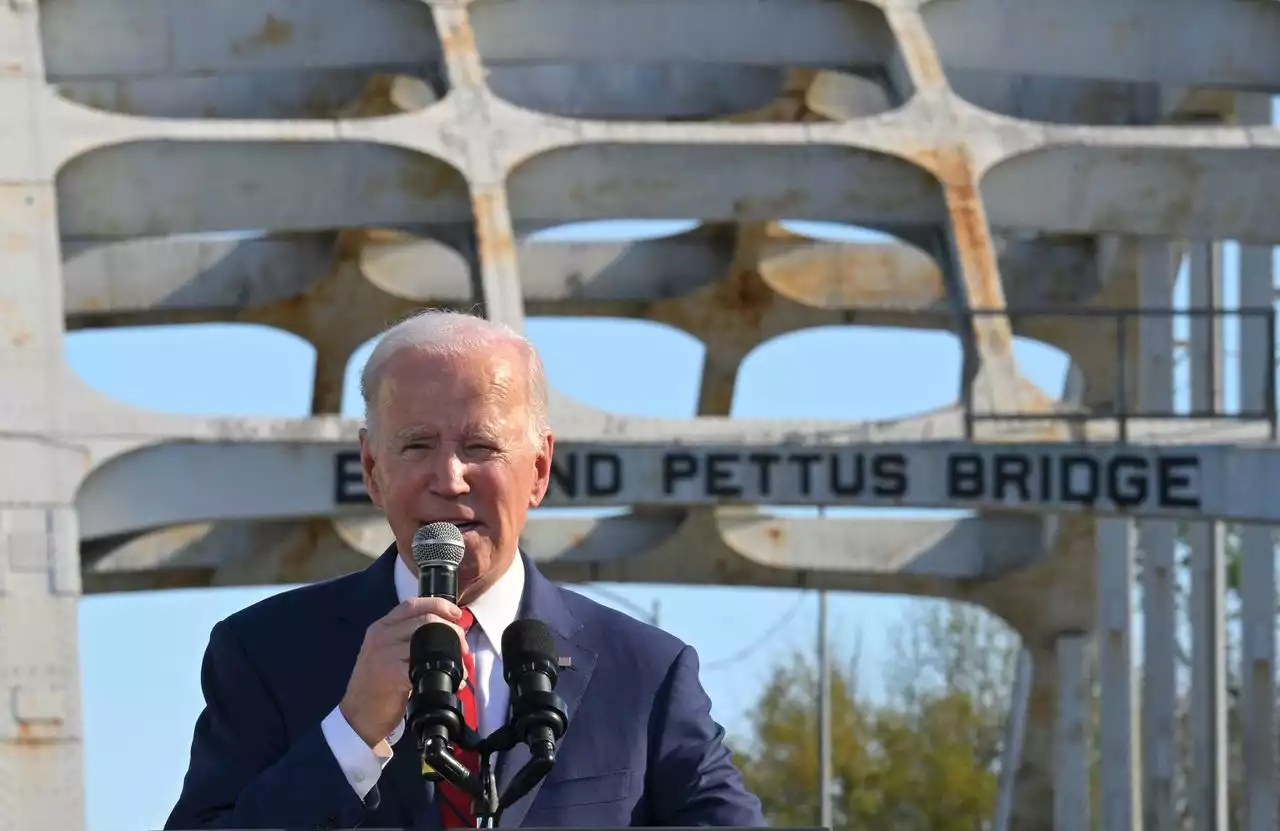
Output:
407 622 466 757
502 619 569 763
412 521 466 603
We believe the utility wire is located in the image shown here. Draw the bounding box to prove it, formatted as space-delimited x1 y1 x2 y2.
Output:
702 591 811 672
575 584 658 624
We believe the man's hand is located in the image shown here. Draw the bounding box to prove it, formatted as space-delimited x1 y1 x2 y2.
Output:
339 597 469 748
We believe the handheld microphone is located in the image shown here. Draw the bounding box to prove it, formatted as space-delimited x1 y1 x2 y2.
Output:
501 619 569 764
412 522 466 603
407 522 468 782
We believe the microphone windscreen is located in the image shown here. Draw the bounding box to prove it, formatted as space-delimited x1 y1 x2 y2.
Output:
412 522 466 569
502 618 557 664
410 621 463 666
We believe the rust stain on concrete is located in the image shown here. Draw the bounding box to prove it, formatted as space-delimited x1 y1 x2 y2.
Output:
471 186 517 274
709 267 776 329
258 13 294 44
14 720 63 747
439 13 477 56
887 12 946 90
0 298 33 348
231 13 295 56
915 145 1015 359
437 12 484 88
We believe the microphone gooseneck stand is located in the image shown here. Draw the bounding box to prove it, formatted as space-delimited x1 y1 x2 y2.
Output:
415 711 567 827
407 622 571 828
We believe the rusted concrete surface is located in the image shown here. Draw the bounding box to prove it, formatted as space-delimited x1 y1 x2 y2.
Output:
2 0 1276 828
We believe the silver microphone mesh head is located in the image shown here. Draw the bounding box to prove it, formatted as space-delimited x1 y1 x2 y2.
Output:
412 522 466 569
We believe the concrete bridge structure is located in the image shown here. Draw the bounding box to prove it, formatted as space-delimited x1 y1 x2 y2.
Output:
2 0 1278 829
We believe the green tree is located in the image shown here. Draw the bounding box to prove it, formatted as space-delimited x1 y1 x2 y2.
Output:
733 650 875 828
733 601 1019 830
735 529 1278 829
863 689 1003 830
883 600 1018 769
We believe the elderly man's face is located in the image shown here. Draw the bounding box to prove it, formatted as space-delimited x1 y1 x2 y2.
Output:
358 344 553 600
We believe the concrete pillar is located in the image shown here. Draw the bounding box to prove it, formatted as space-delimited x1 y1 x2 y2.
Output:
1096 518 1140 831
430 4 527 332
1235 90 1277 831
1053 633 1090 831
1185 241 1227 831
992 649 1031 831
0 1 87 827
1137 241 1178 831
0 509 85 829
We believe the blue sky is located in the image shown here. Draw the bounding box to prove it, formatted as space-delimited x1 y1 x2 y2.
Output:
68 209 1273 830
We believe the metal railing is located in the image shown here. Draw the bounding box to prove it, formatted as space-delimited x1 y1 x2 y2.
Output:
960 306 1278 442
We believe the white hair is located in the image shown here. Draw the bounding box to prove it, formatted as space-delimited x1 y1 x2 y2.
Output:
359 309 550 445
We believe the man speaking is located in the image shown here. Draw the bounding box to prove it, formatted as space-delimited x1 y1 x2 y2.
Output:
164 310 766 829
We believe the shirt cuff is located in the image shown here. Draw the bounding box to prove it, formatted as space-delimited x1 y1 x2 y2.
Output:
320 704 398 800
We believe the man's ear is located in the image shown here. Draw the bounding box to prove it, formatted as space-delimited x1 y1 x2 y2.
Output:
528 432 555 508
359 427 385 509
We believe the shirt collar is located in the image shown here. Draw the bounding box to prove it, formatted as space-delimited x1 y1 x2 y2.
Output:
393 550 526 650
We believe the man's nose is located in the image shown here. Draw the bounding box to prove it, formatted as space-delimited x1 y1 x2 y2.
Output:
426 452 470 495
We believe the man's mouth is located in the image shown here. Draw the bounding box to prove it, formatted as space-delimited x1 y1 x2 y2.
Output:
452 521 481 533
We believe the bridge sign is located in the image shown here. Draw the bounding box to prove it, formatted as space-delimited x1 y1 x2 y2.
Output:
334 441 1219 518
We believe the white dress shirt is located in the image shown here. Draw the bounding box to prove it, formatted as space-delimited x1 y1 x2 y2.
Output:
321 552 526 801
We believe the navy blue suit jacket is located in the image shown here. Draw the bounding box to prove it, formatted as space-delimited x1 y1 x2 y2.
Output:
164 547 766 829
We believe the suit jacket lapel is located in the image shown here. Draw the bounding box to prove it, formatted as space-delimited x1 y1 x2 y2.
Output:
336 543 400 633
495 554 598 827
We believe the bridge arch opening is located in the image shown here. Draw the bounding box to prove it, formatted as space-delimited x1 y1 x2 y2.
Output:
65 322 316 417
471 0 902 122
42 0 447 119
